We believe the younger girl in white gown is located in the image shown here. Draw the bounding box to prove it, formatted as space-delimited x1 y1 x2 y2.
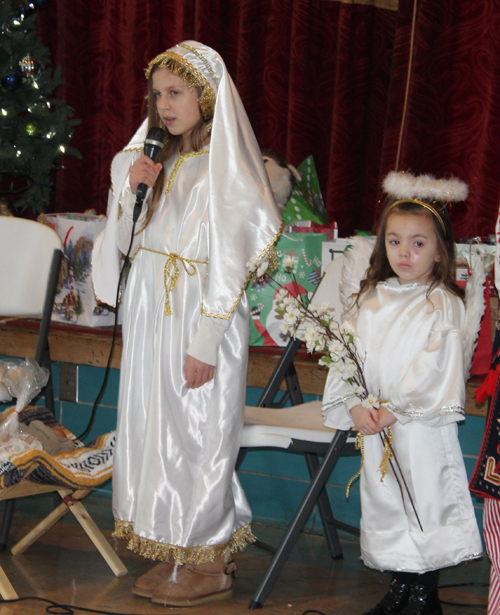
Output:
322 172 482 615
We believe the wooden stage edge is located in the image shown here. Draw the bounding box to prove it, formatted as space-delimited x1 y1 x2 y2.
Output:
0 317 489 418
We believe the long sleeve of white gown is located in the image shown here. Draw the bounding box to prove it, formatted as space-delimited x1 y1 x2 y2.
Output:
115 180 148 257
187 314 233 366
322 369 361 430
386 314 466 428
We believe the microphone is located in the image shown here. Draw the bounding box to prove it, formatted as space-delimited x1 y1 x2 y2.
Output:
133 126 166 222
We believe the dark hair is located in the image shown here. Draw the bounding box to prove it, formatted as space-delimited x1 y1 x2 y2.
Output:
356 198 464 304
141 61 213 229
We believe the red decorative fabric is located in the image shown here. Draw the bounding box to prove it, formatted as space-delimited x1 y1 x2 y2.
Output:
475 366 500 405
36 0 500 239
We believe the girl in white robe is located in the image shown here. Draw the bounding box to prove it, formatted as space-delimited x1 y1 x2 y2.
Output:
92 41 281 607
322 174 482 615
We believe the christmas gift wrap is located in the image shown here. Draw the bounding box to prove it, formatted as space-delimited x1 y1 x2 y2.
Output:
247 232 327 347
321 238 357 275
282 156 330 226
43 213 115 327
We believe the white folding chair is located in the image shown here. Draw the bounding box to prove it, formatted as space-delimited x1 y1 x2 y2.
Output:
239 257 358 609
0 217 126 599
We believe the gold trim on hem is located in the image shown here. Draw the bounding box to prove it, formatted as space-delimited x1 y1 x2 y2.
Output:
201 221 284 320
113 520 256 564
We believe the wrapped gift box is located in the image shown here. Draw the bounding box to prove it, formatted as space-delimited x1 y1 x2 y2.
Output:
282 156 330 226
247 232 327 346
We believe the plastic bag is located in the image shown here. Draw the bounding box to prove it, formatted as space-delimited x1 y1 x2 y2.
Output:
0 358 50 461
0 358 49 414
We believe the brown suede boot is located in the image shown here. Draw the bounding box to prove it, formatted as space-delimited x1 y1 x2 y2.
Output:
132 562 176 598
150 557 237 607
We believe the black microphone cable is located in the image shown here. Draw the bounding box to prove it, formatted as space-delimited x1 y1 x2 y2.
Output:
76 216 137 441
77 127 165 442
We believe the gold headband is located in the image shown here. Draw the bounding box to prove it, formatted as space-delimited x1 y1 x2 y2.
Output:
388 198 446 236
145 51 216 120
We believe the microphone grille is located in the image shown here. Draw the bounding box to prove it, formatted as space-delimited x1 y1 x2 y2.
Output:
147 127 166 143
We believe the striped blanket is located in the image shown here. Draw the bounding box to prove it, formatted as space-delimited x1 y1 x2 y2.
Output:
0 406 114 490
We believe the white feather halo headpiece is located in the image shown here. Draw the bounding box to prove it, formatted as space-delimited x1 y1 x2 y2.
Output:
383 171 468 203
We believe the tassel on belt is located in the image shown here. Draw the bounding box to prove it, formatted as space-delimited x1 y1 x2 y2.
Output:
133 246 208 315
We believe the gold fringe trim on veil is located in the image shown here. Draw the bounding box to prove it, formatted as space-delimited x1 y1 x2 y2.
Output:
113 520 256 564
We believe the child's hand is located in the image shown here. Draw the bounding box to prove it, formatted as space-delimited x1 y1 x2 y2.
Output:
377 406 397 429
129 155 162 195
184 355 215 389
350 404 383 436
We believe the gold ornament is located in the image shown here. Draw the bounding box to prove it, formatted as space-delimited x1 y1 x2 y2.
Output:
26 121 38 136
20 55 40 79
21 56 40 78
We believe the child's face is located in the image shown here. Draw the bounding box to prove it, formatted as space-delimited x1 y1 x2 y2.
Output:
152 67 202 149
385 211 441 285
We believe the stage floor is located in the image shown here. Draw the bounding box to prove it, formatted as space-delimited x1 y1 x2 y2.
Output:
0 494 489 615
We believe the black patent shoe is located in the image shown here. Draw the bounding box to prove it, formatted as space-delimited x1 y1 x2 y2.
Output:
399 584 442 615
362 578 412 614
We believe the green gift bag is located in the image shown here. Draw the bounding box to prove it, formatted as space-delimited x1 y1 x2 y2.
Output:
282 156 329 226
247 232 327 346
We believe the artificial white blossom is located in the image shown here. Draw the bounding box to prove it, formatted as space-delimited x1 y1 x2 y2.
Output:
246 256 259 271
340 362 357 379
362 394 381 410
284 309 299 325
329 320 340 333
327 340 345 357
279 320 291 335
275 285 381 410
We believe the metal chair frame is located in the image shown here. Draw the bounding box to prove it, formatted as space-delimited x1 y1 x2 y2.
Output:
239 336 359 609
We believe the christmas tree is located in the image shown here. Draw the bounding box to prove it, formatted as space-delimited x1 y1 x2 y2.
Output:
0 0 80 215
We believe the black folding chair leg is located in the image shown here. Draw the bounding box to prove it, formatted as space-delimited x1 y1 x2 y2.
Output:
305 452 343 560
248 430 349 610
0 499 16 552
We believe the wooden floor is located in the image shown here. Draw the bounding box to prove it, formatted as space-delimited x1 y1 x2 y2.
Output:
0 494 490 615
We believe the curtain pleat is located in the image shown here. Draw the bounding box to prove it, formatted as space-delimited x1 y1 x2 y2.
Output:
36 0 500 238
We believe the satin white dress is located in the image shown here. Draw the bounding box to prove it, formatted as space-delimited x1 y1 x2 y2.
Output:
322 278 483 572
111 149 253 563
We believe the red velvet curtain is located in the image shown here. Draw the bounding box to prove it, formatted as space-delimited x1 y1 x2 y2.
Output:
37 0 500 238
380 0 500 240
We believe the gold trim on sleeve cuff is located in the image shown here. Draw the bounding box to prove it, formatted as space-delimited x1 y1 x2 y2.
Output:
201 221 284 320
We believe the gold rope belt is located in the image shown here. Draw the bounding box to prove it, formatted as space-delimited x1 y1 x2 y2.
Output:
345 425 393 499
133 246 208 316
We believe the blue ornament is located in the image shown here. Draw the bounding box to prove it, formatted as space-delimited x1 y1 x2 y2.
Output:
13 0 34 17
1 70 23 92
19 4 34 18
